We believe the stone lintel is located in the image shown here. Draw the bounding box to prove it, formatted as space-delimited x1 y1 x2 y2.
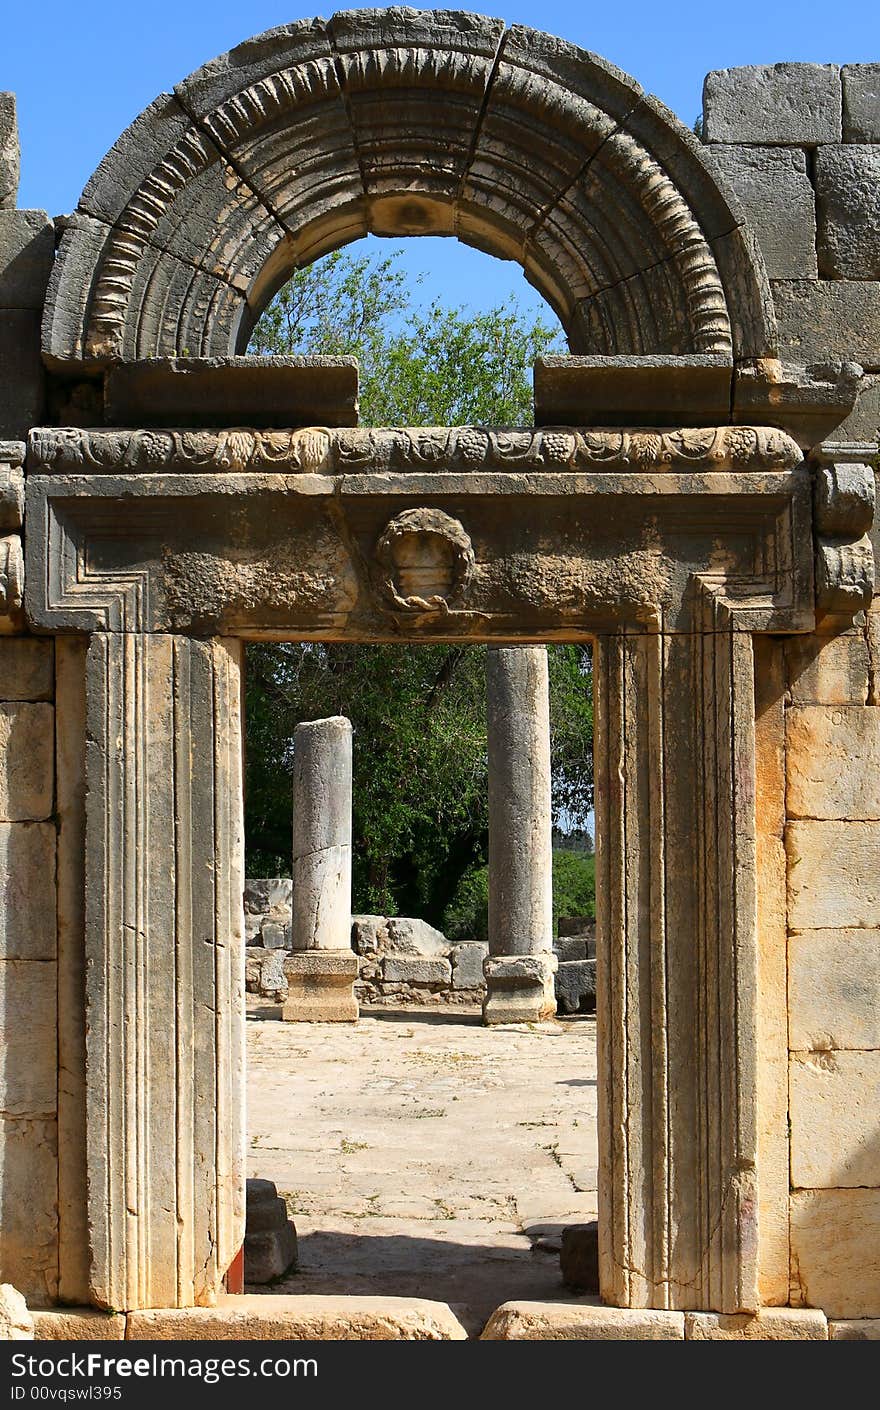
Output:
534 355 732 428
281 950 359 1023
104 357 359 430
733 359 862 451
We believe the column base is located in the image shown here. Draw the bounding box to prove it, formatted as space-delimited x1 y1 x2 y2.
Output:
281 950 359 1023
482 953 557 1025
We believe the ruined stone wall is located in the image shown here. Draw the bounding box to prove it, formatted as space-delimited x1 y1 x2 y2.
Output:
704 65 880 1324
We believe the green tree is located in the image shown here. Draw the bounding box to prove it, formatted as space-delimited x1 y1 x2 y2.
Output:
249 246 563 424
245 244 593 921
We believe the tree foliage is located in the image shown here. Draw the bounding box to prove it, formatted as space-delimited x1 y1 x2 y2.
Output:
245 244 592 922
249 246 563 424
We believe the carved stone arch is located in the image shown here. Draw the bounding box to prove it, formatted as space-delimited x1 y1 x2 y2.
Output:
41 9 777 370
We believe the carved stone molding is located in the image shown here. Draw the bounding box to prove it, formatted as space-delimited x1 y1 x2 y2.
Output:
24 458 814 637
811 450 876 615
374 508 474 614
28 424 803 477
595 579 760 1311
42 13 777 369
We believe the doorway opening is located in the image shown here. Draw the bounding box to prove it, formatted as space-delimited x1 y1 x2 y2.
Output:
241 640 598 1335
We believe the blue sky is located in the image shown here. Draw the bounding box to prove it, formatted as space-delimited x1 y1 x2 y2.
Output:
3 0 876 318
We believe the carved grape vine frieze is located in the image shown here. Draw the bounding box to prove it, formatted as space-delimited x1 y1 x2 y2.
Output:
28 424 803 476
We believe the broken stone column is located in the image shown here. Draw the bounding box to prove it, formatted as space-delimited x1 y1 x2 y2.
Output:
483 647 557 1024
283 716 358 1022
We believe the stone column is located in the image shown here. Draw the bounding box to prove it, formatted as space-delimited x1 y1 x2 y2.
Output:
483 646 557 1024
283 716 358 1022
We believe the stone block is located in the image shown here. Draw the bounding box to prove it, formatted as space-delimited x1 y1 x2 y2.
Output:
703 64 842 145
0 1116 58 1303
733 357 863 450
127 1295 468 1340
0 533 24 635
533 355 732 427
351 915 387 954
787 705 880 818
244 1179 297 1283
816 146 880 279
0 640 54 701
260 920 290 950
790 1051 880 1187
384 917 449 956
773 280 880 370
259 949 287 1002
684 1309 827 1339
481 1302 684 1340
843 65 880 142
0 462 23 533
0 824 56 959
32 1310 126 1340
451 941 488 989
0 962 57 1115
786 632 869 705
0 704 54 820
791 1190 880 1318
0 212 54 309
555 958 596 1014
0 309 44 439
282 949 358 1022
557 915 594 937
244 950 263 993
0 96 18 210
243 877 292 915
790 930 880 1050
787 820 880 930
560 1221 598 1291
383 955 451 985
553 936 588 961
105 358 358 430
836 374 880 444
0 1284 32 1340
829 1319 880 1339
709 146 817 278
483 952 557 1025
244 914 262 944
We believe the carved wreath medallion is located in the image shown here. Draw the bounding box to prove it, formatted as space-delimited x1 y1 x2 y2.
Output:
374 508 474 614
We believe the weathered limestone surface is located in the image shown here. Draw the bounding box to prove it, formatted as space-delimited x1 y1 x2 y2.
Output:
703 64 843 145
0 825 56 959
127 1296 468 1340
481 1302 685 1340
82 634 245 1311
0 1117 58 1303
0 211 54 308
0 1284 33 1340
484 647 554 1025
789 930 880 1051
843 65 880 142
684 1309 827 1340
773 280 880 369
791 1190 880 1318
708 146 817 279
838 374 880 443
787 821 880 930
32 1309 125 1341
0 640 53 701
786 706 880 819
786 632 869 706
383 956 451 985
790 1051 880 1188
0 311 44 439
0 704 53 821
282 950 359 1023
0 963 57 1115
830 1318 880 1340
816 146 880 280
291 717 352 952
0 96 18 210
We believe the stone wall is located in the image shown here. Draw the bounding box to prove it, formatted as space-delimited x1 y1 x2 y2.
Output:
704 64 880 1321
703 63 880 449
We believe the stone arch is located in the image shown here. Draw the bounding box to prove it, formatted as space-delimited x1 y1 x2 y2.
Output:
42 8 777 371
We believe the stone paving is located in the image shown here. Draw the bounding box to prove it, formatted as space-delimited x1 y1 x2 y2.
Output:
245 1001 599 1335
